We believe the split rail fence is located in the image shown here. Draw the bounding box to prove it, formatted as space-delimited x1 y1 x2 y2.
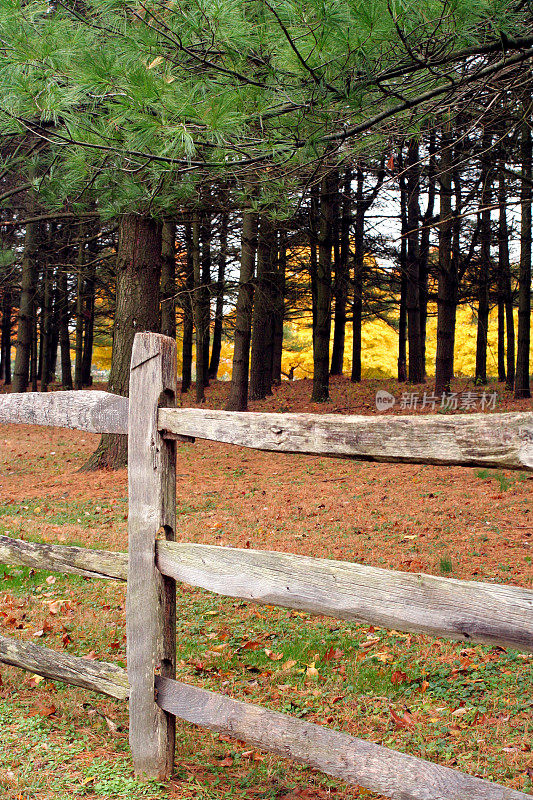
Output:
0 331 532 800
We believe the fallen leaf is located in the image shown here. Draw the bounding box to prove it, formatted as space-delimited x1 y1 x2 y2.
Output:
264 649 283 661
391 670 408 684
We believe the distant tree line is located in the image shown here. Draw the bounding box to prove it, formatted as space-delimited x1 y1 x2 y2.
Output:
0 0 531 467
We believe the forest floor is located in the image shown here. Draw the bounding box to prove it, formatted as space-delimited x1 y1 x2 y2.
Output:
0 376 532 800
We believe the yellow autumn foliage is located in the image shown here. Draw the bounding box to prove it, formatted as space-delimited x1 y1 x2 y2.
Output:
90 303 531 381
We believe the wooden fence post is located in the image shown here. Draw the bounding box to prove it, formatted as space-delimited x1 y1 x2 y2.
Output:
127 332 177 779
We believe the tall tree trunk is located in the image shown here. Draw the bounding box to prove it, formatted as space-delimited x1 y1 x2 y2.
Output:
419 132 436 379
498 164 515 390
515 109 532 398
249 214 276 400
192 212 207 402
435 125 458 396
312 173 333 402
208 211 228 380
398 150 408 383
1 287 12 385
351 167 365 383
271 229 286 386
225 209 258 411
40 263 53 392
200 213 211 385
58 269 73 390
331 168 350 376
81 260 95 387
181 219 194 393
309 185 319 342
475 130 492 386
31 304 38 391
82 214 162 470
13 218 40 393
74 240 85 390
161 220 177 340
406 140 424 383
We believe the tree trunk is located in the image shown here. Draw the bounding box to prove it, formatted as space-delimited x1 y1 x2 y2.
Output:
0 287 12 385
312 173 333 402
225 210 258 411
81 259 96 387
181 220 194 394
249 214 276 401
82 214 162 470
200 213 211 386
351 167 364 383
13 218 40 393
475 130 492 386
161 220 177 340
309 185 319 342
331 168 350 376
419 132 436 379
74 242 85 390
58 269 73 390
435 126 458 396
208 211 228 380
40 263 53 392
271 229 286 386
515 109 532 398
406 140 424 383
192 212 207 402
398 150 408 383
498 165 515 391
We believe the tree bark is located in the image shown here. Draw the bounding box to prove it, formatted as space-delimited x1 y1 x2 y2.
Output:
208 211 228 380
475 130 492 386
40 262 53 392
351 167 365 383
435 125 458 396
249 214 276 400
58 268 73 390
161 220 177 340
13 217 40 393
406 140 424 384
498 164 515 390
398 150 408 383
515 109 532 399
226 210 258 411
312 173 333 402
271 229 286 386
74 240 85 390
0 287 12 385
181 219 194 393
331 168 350 376
82 214 162 470
200 212 211 385
419 132 436 379
192 212 209 401
81 258 96 387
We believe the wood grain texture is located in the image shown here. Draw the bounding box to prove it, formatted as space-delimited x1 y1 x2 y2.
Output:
126 333 177 780
158 408 533 469
156 542 533 652
0 633 129 699
0 535 127 580
0 390 128 433
155 676 530 800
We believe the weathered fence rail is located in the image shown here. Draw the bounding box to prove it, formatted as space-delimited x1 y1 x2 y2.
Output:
2 386 532 470
2 534 532 651
1 331 532 800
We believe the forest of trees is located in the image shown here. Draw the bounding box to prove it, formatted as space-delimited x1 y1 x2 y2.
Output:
0 0 532 467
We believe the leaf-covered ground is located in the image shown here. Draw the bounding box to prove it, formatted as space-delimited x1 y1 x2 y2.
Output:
0 376 531 799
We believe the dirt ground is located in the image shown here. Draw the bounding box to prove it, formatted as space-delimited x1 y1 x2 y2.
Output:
0 376 531 799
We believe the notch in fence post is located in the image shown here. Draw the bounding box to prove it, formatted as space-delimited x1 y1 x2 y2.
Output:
127 332 177 779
